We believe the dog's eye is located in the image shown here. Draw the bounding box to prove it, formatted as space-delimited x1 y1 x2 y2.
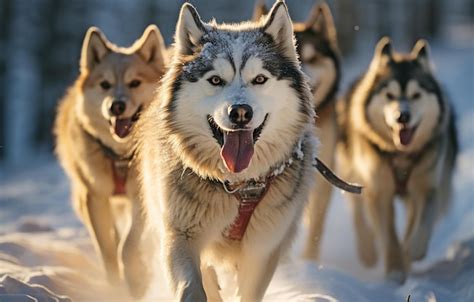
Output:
129 79 141 88
411 92 421 100
252 74 268 85
208 76 224 86
100 80 112 90
386 92 396 100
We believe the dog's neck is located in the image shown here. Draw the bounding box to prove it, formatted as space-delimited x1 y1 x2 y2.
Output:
370 136 438 196
80 123 134 196
221 137 305 240
81 126 133 162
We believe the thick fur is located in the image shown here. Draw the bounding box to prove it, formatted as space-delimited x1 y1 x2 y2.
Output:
337 37 458 283
136 2 317 301
54 25 166 290
253 0 341 260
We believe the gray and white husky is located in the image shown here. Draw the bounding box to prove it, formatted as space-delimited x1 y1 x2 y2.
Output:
133 1 317 301
337 37 458 283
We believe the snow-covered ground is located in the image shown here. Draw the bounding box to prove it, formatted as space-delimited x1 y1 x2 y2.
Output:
0 39 473 301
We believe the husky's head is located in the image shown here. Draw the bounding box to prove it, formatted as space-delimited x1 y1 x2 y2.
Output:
77 25 166 142
160 1 312 181
355 37 444 152
253 1 340 107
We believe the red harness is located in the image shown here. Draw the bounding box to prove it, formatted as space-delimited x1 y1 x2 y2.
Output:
110 159 129 195
224 176 275 240
223 140 304 241
81 126 132 196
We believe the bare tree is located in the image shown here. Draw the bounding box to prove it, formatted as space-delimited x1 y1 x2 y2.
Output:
4 0 47 164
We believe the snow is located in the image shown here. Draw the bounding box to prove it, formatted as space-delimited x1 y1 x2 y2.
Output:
0 41 473 301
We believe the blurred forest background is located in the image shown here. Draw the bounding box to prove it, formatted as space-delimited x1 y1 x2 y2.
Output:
0 0 472 165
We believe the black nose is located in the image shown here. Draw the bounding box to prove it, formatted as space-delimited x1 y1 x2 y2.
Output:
110 100 126 116
397 111 411 124
228 104 253 126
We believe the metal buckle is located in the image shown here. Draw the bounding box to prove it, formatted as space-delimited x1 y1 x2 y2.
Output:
238 181 266 202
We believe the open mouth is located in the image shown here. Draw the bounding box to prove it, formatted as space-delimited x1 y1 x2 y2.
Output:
110 105 142 139
207 114 268 173
398 124 418 146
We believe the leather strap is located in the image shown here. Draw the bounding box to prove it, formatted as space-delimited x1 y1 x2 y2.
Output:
80 124 132 196
225 177 274 240
370 138 437 196
111 159 128 195
220 138 304 241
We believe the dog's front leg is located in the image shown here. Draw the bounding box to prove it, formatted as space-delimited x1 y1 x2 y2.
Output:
163 231 207 302
404 190 437 262
237 246 281 302
77 192 121 284
350 193 378 267
202 265 222 302
122 201 153 298
366 190 407 283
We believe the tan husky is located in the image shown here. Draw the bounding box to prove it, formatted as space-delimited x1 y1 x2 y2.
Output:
135 2 317 301
54 25 166 287
337 37 458 283
253 0 341 260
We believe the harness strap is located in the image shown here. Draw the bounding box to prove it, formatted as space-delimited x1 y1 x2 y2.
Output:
111 159 129 195
225 176 274 241
221 136 362 241
80 125 132 196
370 137 437 196
389 161 412 196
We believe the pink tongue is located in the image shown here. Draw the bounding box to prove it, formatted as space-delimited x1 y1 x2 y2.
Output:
114 118 133 138
220 131 254 173
399 128 414 146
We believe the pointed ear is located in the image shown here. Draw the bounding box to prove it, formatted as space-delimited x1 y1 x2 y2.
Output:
252 0 269 21
374 36 392 60
80 27 110 73
411 39 432 72
134 25 167 69
262 1 297 61
175 3 207 56
306 2 337 43
368 37 392 72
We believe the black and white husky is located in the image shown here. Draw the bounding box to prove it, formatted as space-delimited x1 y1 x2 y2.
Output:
338 37 458 283
132 1 317 301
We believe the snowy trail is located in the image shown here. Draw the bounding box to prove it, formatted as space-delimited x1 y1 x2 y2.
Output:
0 43 473 301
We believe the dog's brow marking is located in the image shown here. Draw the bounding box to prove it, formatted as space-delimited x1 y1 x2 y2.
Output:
226 52 236 74
240 52 251 73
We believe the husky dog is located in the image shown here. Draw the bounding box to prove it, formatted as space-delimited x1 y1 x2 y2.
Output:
136 1 316 301
337 37 457 282
254 0 341 260
54 25 166 285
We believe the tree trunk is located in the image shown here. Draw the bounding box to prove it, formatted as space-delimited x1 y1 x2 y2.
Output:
4 0 47 164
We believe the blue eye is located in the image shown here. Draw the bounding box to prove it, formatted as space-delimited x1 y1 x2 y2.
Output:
208 75 225 86
252 74 268 85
